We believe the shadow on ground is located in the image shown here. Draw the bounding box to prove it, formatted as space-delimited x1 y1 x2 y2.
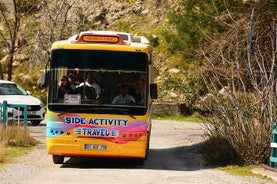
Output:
60 142 205 171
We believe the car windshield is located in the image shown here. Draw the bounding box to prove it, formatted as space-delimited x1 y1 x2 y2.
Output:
0 83 27 95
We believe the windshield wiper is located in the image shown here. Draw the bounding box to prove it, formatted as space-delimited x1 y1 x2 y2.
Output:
57 107 95 117
116 108 136 119
57 106 136 119
91 107 136 119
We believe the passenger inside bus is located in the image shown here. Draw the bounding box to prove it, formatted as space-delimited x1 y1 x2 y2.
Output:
112 74 135 99
133 77 146 105
112 85 136 105
68 73 78 91
76 72 101 100
72 68 84 85
58 76 73 99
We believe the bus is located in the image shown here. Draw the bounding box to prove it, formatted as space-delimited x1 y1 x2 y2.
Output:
41 31 158 164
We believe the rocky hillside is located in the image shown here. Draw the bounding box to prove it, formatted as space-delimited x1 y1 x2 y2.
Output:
75 0 179 73
0 0 182 102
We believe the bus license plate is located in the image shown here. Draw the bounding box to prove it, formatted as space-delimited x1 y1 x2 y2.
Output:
84 144 107 150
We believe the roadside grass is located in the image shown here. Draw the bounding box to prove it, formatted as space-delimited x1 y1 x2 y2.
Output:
217 165 273 181
0 125 38 167
152 112 203 123
218 165 260 176
1 146 33 165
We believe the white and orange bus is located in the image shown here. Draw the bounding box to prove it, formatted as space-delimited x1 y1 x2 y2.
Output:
42 31 158 164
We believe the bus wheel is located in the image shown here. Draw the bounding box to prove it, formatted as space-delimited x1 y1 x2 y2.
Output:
134 158 145 166
145 149 149 160
53 155 64 164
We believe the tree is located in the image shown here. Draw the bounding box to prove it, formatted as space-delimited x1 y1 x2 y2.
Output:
200 1 277 164
0 0 40 80
30 0 105 69
25 0 74 72
159 0 246 111
163 0 244 57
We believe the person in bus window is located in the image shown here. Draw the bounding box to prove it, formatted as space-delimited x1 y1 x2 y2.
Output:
58 76 73 98
68 73 77 91
113 74 135 97
112 85 136 105
73 68 84 85
134 78 146 105
77 72 101 99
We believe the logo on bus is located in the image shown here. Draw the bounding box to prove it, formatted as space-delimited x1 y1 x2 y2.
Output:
75 127 119 137
65 116 128 127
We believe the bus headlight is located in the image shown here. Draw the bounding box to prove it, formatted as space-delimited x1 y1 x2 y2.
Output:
119 132 144 141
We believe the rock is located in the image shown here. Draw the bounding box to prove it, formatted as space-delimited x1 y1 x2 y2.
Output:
169 68 180 74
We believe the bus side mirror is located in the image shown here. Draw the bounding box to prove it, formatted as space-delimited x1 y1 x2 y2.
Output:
150 83 158 99
40 69 49 87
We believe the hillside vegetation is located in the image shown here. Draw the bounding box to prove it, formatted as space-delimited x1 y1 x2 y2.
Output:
1 0 277 165
1 0 179 103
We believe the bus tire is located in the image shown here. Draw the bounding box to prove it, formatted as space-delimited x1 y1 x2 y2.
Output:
134 158 145 165
53 155 64 164
145 149 149 160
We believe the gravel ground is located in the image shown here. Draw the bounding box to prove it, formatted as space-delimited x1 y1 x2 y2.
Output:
0 120 276 184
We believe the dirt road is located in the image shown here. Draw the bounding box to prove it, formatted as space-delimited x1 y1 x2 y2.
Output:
0 120 275 184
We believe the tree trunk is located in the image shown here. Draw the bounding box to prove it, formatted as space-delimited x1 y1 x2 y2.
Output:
7 53 14 81
0 63 3 79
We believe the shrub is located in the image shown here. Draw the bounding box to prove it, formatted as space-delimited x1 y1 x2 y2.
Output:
0 124 38 163
199 1 276 165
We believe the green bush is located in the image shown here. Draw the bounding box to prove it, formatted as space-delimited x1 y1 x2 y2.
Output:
200 135 242 166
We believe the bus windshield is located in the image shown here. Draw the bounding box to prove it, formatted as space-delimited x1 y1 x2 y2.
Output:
48 49 149 115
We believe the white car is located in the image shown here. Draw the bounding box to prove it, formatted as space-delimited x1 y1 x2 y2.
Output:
0 80 45 126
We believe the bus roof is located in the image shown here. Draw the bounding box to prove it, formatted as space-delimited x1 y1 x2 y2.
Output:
67 30 150 46
52 31 151 53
